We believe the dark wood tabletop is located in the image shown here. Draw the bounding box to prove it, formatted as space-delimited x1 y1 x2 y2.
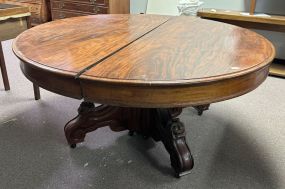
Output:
13 14 275 108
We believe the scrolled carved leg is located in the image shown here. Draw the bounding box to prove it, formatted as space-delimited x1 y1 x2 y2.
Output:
194 104 210 116
64 103 194 177
64 102 126 148
152 109 194 177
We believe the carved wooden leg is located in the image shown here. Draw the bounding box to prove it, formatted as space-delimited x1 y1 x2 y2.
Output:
64 102 126 148
33 84 41 100
0 42 10 91
151 109 194 177
64 103 194 177
194 104 210 116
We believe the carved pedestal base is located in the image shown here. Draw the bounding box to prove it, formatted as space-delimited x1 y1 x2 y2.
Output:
64 102 194 177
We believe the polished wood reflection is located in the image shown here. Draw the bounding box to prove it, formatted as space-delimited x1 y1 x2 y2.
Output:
82 16 274 82
13 14 170 74
13 15 275 107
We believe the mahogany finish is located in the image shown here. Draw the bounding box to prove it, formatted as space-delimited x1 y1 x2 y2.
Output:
13 15 275 106
64 102 193 177
80 16 274 107
83 17 273 81
13 15 275 177
197 8 285 77
14 14 170 74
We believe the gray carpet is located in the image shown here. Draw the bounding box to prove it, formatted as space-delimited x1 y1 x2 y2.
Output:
1 39 285 189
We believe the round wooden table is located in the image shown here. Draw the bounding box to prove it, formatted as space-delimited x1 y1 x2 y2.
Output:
13 14 275 177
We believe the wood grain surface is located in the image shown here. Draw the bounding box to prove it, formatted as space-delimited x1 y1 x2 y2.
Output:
13 14 170 74
82 16 274 83
13 15 275 107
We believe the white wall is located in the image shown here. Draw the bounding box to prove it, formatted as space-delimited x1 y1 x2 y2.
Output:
130 0 148 14
131 0 285 59
146 0 179 15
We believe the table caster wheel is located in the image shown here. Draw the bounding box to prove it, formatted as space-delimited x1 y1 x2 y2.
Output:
70 144 76 148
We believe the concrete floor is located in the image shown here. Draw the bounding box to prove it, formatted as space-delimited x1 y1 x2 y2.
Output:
1 40 285 189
